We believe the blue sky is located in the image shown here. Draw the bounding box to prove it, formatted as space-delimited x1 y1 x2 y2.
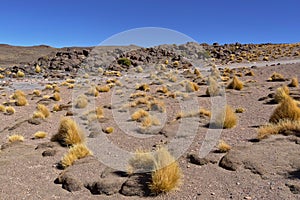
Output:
0 0 299 47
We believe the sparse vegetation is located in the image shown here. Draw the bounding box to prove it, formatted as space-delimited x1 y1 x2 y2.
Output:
34 131 47 139
52 92 61 101
75 94 88 108
33 89 41 97
0 104 6 112
128 149 155 174
206 76 221 96
16 70 25 77
96 85 110 92
227 76 243 90
185 81 199 92
235 107 245 113
274 86 289 103
131 109 149 121
211 105 237 129
37 104 50 118
217 140 231 152
269 95 300 123
103 127 114 134
35 65 41 73
61 143 92 168
269 72 285 82
117 57 131 67
288 77 299 87
8 134 24 143
51 117 85 146
5 106 15 115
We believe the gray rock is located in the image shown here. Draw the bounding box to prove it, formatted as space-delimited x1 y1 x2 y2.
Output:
120 174 151 196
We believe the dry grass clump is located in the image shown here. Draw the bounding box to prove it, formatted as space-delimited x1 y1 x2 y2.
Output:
206 76 221 96
95 106 104 118
66 78 75 83
244 70 255 76
148 100 166 113
235 107 245 113
269 95 300 123
45 84 53 90
128 149 156 174
211 105 237 129
156 85 168 94
103 127 114 134
12 90 25 99
141 115 161 128
136 83 150 92
75 94 88 108
8 134 24 143
35 65 41 73
274 86 289 103
51 117 85 146
32 89 41 97
269 72 285 81
130 91 147 99
176 108 211 120
257 119 300 139
37 104 50 118
5 106 15 115
185 81 199 92
53 104 62 112
86 86 99 97
288 77 299 87
17 70 25 77
34 131 47 139
149 147 182 194
61 143 92 168
15 95 28 106
52 92 61 101
217 140 231 153
96 85 110 92
227 76 243 90
0 104 6 112
131 109 149 121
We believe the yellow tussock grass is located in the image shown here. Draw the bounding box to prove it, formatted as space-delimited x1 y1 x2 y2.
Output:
61 143 92 168
288 77 298 87
269 72 285 81
34 131 47 139
227 76 243 90
17 70 25 77
37 104 50 118
185 81 199 92
128 149 156 174
149 147 182 194
274 86 289 103
8 134 24 143
103 127 114 134
269 95 300 123
51 117 85 146
212 105 237 129
136 83 150 92
96 85 110 92
75 94 88 108
0 104 6 112
131 109 149 121
52 92 61 101
35 65 41 73
217 140 231 153
5 106 15 114
32 89 41 97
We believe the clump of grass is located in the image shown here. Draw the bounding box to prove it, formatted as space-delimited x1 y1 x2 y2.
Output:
176 108 211 120
227 76 243 90
194 68 202 77
86 87 99 97
45 84 53 90
61 143 92 168
136 83 150 92
211 105 237 129
53 86 60 92
12 90 25 99
131 109 149 121
52 92 61 101
128 149 156 174
149 147 182 194
51 117 85 146
34 131 47 139
136 66 143 73
0 104 6 112
75 94 88 108
288 77 298 87
8 134 24 143
274 86 289 103
95 106 104 118
33 111 46 119
269 95 300 123
257 119 300 139
172 61 179 67
156 86 168 94
217 140 231 153
269 72 285 82
235 107 245 113
185 81 199 92
96 85 110 92
141 115 161 128
5 106 15 115
206 76 221 96
245 70 255 76
53 104 62 112
37 104 50 118
117 58 131 67
35 65 41 73
32 89 41 97
17 70 25 77
15 95 28 106
148 100 166 113
103 127 114 134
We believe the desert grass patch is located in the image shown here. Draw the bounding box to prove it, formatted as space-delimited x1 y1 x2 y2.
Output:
34 131 47 139
185 81 199 93
86 86 99 97
235 107 245 113
176 108 211 120
61 143 92 168
288 77 299 87
12 90 25 99
51 117 85 146
17 70 25 77
5 106 15 115
156 85 168 94
0 104 6 112
15 95 28 106
53 104 62 112
206 76 221 96
217 140 231 153
141 115 161 128
95 106 104 118
37 104 50 118
269 72 285 82
274 85 289 103
35 65 41 73
96 85 110 92
131 109 150 121
128 149 156 174
75 94 88 108
52 92 61 101
8 134 24 143
148 100 166 113
149 147 182 194
136 83 150 92
244 70 255 76
227 76 243 90
32 89 41 97
211 105 237 129
103 126 114 134
257 119 300 139
45 84 53 90
269 95 300 123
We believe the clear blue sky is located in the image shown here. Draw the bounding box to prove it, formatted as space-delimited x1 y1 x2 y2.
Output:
1 0 299 47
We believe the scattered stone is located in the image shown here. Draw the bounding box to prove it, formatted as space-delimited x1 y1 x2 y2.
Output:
42 149 56 157
120 174 151 196
187 153 209 165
